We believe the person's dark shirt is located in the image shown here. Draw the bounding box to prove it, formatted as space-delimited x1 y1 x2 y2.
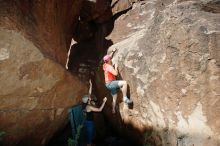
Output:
86 111 93 121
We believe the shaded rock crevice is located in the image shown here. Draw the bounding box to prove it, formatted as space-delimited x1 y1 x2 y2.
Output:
67 0 135 82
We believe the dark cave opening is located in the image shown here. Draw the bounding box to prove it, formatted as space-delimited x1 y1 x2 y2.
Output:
65 5 132 82
65 20 113 82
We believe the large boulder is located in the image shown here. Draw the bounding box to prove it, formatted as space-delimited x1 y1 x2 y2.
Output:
0 0 83 65
96 0 220 145
0 0 87 145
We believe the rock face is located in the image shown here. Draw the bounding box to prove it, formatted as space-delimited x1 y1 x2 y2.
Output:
0 0 83 65
0 1 87 146
96 0 220 146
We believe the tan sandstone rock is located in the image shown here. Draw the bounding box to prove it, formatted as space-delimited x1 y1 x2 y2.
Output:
96 0 220 145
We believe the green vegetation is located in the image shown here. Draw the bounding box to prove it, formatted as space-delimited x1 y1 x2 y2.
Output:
143 130 153 146
0 131 6 141
68 124 84 146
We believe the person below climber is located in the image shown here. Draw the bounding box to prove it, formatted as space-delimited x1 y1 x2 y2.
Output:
82 79 107 146
103 48 132 114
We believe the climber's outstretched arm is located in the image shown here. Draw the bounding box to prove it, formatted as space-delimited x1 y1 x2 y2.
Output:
88 79 92 99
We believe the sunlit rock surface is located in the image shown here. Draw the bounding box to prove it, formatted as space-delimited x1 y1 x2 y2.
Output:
96 0 220 145
0 1 86 146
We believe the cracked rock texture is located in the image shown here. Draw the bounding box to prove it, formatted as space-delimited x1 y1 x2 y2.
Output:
0 1 86 146
96 0 220 146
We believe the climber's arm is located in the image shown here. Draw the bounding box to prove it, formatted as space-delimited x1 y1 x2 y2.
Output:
88 79 92 99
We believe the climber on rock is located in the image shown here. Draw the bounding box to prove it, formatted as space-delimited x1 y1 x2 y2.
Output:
103 48 133 114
